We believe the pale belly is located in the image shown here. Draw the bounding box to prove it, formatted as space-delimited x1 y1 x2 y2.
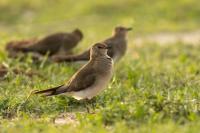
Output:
69 75 112 100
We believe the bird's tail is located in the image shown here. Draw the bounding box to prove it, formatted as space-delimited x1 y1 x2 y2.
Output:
52 50 90 62
5 39 35 52
34 85 66 96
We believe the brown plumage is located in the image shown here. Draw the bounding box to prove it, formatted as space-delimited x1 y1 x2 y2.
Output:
52 26 132 63
34 43 113 100
6 38 38 58
6 29 83 57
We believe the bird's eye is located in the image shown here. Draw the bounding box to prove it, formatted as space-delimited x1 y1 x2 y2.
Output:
97 46 102 49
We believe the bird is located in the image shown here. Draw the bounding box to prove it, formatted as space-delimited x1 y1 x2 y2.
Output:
5 38 38 58
6 28 83 57
52 26 132 63
34 43 113 101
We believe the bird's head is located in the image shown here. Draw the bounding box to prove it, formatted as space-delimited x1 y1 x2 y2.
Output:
113 26 132 37
90 43 110 58
72 28 83 41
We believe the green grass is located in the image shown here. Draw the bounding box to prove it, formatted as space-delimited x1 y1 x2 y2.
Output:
1 43 200 132
0 0 200 132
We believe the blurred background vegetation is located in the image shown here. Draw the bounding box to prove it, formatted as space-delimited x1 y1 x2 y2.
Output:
0 0 199 35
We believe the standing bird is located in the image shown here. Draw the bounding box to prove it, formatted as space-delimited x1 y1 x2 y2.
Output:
52 26 132 63
34 43 113 100
6 29 83 57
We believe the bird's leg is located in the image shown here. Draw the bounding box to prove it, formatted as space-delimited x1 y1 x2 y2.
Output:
83 98 90 113
89 98 96 111
83 98 97 113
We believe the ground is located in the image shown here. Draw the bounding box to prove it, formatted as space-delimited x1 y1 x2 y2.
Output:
0 0 200 132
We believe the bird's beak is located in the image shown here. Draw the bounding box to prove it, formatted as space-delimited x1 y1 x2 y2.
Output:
126 27 132 31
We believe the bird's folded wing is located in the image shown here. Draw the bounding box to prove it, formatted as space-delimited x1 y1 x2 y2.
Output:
66 66 96 92
25 33 64 50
